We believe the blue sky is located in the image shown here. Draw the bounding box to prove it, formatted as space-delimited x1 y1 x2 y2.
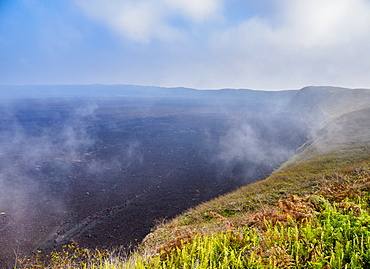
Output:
1 0 370 90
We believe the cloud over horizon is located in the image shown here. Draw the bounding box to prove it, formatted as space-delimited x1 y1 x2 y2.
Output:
1 0 370 89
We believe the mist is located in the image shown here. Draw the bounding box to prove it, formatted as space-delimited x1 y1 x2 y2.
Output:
214 111 306 179
0 85 307 266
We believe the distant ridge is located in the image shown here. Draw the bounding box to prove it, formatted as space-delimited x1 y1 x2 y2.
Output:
0 84 297 107
285 86 370 161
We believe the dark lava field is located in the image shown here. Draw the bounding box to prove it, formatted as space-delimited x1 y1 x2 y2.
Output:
0 92 307 265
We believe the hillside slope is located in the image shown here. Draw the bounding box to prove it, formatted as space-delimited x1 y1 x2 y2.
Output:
286 87 370 163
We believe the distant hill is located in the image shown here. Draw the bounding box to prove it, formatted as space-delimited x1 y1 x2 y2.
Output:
287 86 370 126
286 86 370 162
0 84 296 106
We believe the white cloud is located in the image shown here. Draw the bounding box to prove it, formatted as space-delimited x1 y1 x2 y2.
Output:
164 0 222 22
163 0 370 89
282 0 370 47
74 0 222 42
74 0 164 42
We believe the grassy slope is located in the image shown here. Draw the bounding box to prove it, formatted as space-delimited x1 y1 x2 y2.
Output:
135 163 370 268
18 87 370 268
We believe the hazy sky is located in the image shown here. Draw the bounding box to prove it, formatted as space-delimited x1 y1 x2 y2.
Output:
1 0 370 90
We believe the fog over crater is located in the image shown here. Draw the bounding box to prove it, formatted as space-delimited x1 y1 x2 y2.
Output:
0 85 308 266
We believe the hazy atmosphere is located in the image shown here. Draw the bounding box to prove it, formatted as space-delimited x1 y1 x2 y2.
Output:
1 0 370 268
1 0 370 89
